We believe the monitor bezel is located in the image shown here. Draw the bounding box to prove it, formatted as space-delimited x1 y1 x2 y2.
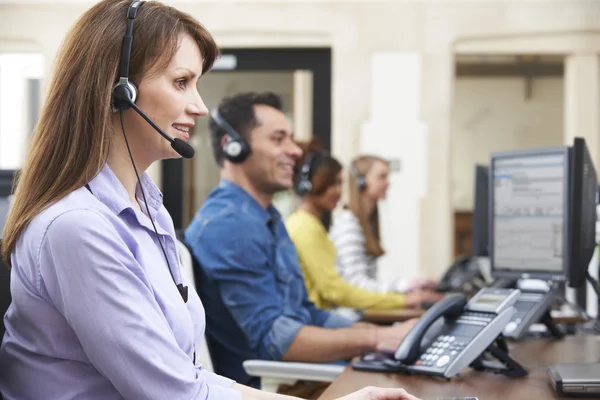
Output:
472 165 489 257
566 137 597 289
489 146 571 282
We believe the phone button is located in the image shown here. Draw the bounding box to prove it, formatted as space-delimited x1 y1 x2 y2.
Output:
436 355 450 367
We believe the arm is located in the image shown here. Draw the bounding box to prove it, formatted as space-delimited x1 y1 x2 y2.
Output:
283 318 420 362
281 325 376 362
329 214 406 293
233 383 301 400
233 384 422 400
291 220 405 309
190 213 308 361
39 210 241 400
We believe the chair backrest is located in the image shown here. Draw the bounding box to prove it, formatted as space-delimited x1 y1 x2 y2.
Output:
0 239 11 343
174 234 214 372
176 239 197 291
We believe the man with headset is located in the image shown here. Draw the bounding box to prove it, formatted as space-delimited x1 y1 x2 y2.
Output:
184 92 418 395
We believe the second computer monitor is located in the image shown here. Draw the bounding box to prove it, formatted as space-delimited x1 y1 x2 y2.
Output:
472 165 489 257
489 147 570 282
567 137 598 289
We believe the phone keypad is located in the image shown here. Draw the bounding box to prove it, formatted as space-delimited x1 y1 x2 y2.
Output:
417 335 467 368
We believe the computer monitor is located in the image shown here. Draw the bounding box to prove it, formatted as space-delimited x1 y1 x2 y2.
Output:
489 147 570 282
472 165 489 257
567 137 598 290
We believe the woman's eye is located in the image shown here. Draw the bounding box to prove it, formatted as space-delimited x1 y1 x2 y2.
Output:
176 79 187 90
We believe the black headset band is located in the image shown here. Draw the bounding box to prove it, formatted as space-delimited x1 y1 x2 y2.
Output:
350 162 362 178
211 108 244 141
301 151 326 182
118 1 144 80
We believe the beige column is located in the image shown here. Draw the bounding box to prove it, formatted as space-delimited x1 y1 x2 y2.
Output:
564 54 600 164
292 70 313 142
419 52 455 279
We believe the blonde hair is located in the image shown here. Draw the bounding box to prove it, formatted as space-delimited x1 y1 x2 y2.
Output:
2 0 219 265
346 155 389 258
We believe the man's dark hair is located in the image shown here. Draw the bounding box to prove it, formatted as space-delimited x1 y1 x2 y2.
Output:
209 92 283 167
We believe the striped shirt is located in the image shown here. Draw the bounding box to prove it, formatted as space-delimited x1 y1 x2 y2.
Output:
329 210 408 293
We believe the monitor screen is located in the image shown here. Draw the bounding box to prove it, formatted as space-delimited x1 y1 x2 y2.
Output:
490 148 570 281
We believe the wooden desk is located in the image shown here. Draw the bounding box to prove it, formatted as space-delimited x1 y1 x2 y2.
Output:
318 335 600 400
362 308 586 325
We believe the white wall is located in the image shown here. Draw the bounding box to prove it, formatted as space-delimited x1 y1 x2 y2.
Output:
0 0 598 280
451 77 564 211
0 53 43 169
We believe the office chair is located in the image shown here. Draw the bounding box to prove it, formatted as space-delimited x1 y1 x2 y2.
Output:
0 239 10 400
0 239 10 343
175 237 214 372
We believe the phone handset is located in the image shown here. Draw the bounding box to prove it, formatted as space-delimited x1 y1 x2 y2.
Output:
394 294 467 364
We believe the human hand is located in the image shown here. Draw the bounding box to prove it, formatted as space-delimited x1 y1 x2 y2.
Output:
374 318 419 353
403 289 444 308
407 277 438 291
337 386 422 400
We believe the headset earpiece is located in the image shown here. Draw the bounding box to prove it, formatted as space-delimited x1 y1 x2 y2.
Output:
351 163 367 191
296 152 318 196
211 108 251 164
112 80 137 111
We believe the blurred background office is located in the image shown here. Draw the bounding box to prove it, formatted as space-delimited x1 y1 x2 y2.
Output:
0 0 598 288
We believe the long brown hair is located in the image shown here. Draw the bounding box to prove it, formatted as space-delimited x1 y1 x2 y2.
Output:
347 155 389 258
1 0 219 265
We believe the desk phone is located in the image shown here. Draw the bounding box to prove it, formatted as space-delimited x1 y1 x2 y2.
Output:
353 288 528 379
502 289 564 340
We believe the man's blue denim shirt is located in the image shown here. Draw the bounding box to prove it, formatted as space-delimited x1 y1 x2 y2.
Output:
185 180 353 387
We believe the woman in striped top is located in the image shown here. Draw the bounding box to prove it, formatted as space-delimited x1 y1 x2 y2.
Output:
329 155 437 293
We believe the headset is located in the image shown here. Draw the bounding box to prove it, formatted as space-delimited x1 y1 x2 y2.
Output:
296 151 325 196
211 108 251 164
350 162 367 191
110 0 190 306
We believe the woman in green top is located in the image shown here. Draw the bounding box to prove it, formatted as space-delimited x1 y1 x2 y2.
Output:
286 143 443 316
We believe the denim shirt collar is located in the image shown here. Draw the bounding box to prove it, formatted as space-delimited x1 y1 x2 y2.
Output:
218 179 281 229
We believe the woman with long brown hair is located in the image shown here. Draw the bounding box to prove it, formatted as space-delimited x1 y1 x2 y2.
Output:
329 155 437 294
0 1 423 399
286 144 442 317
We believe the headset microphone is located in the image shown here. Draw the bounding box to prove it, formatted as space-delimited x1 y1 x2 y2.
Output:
127 101 195 159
